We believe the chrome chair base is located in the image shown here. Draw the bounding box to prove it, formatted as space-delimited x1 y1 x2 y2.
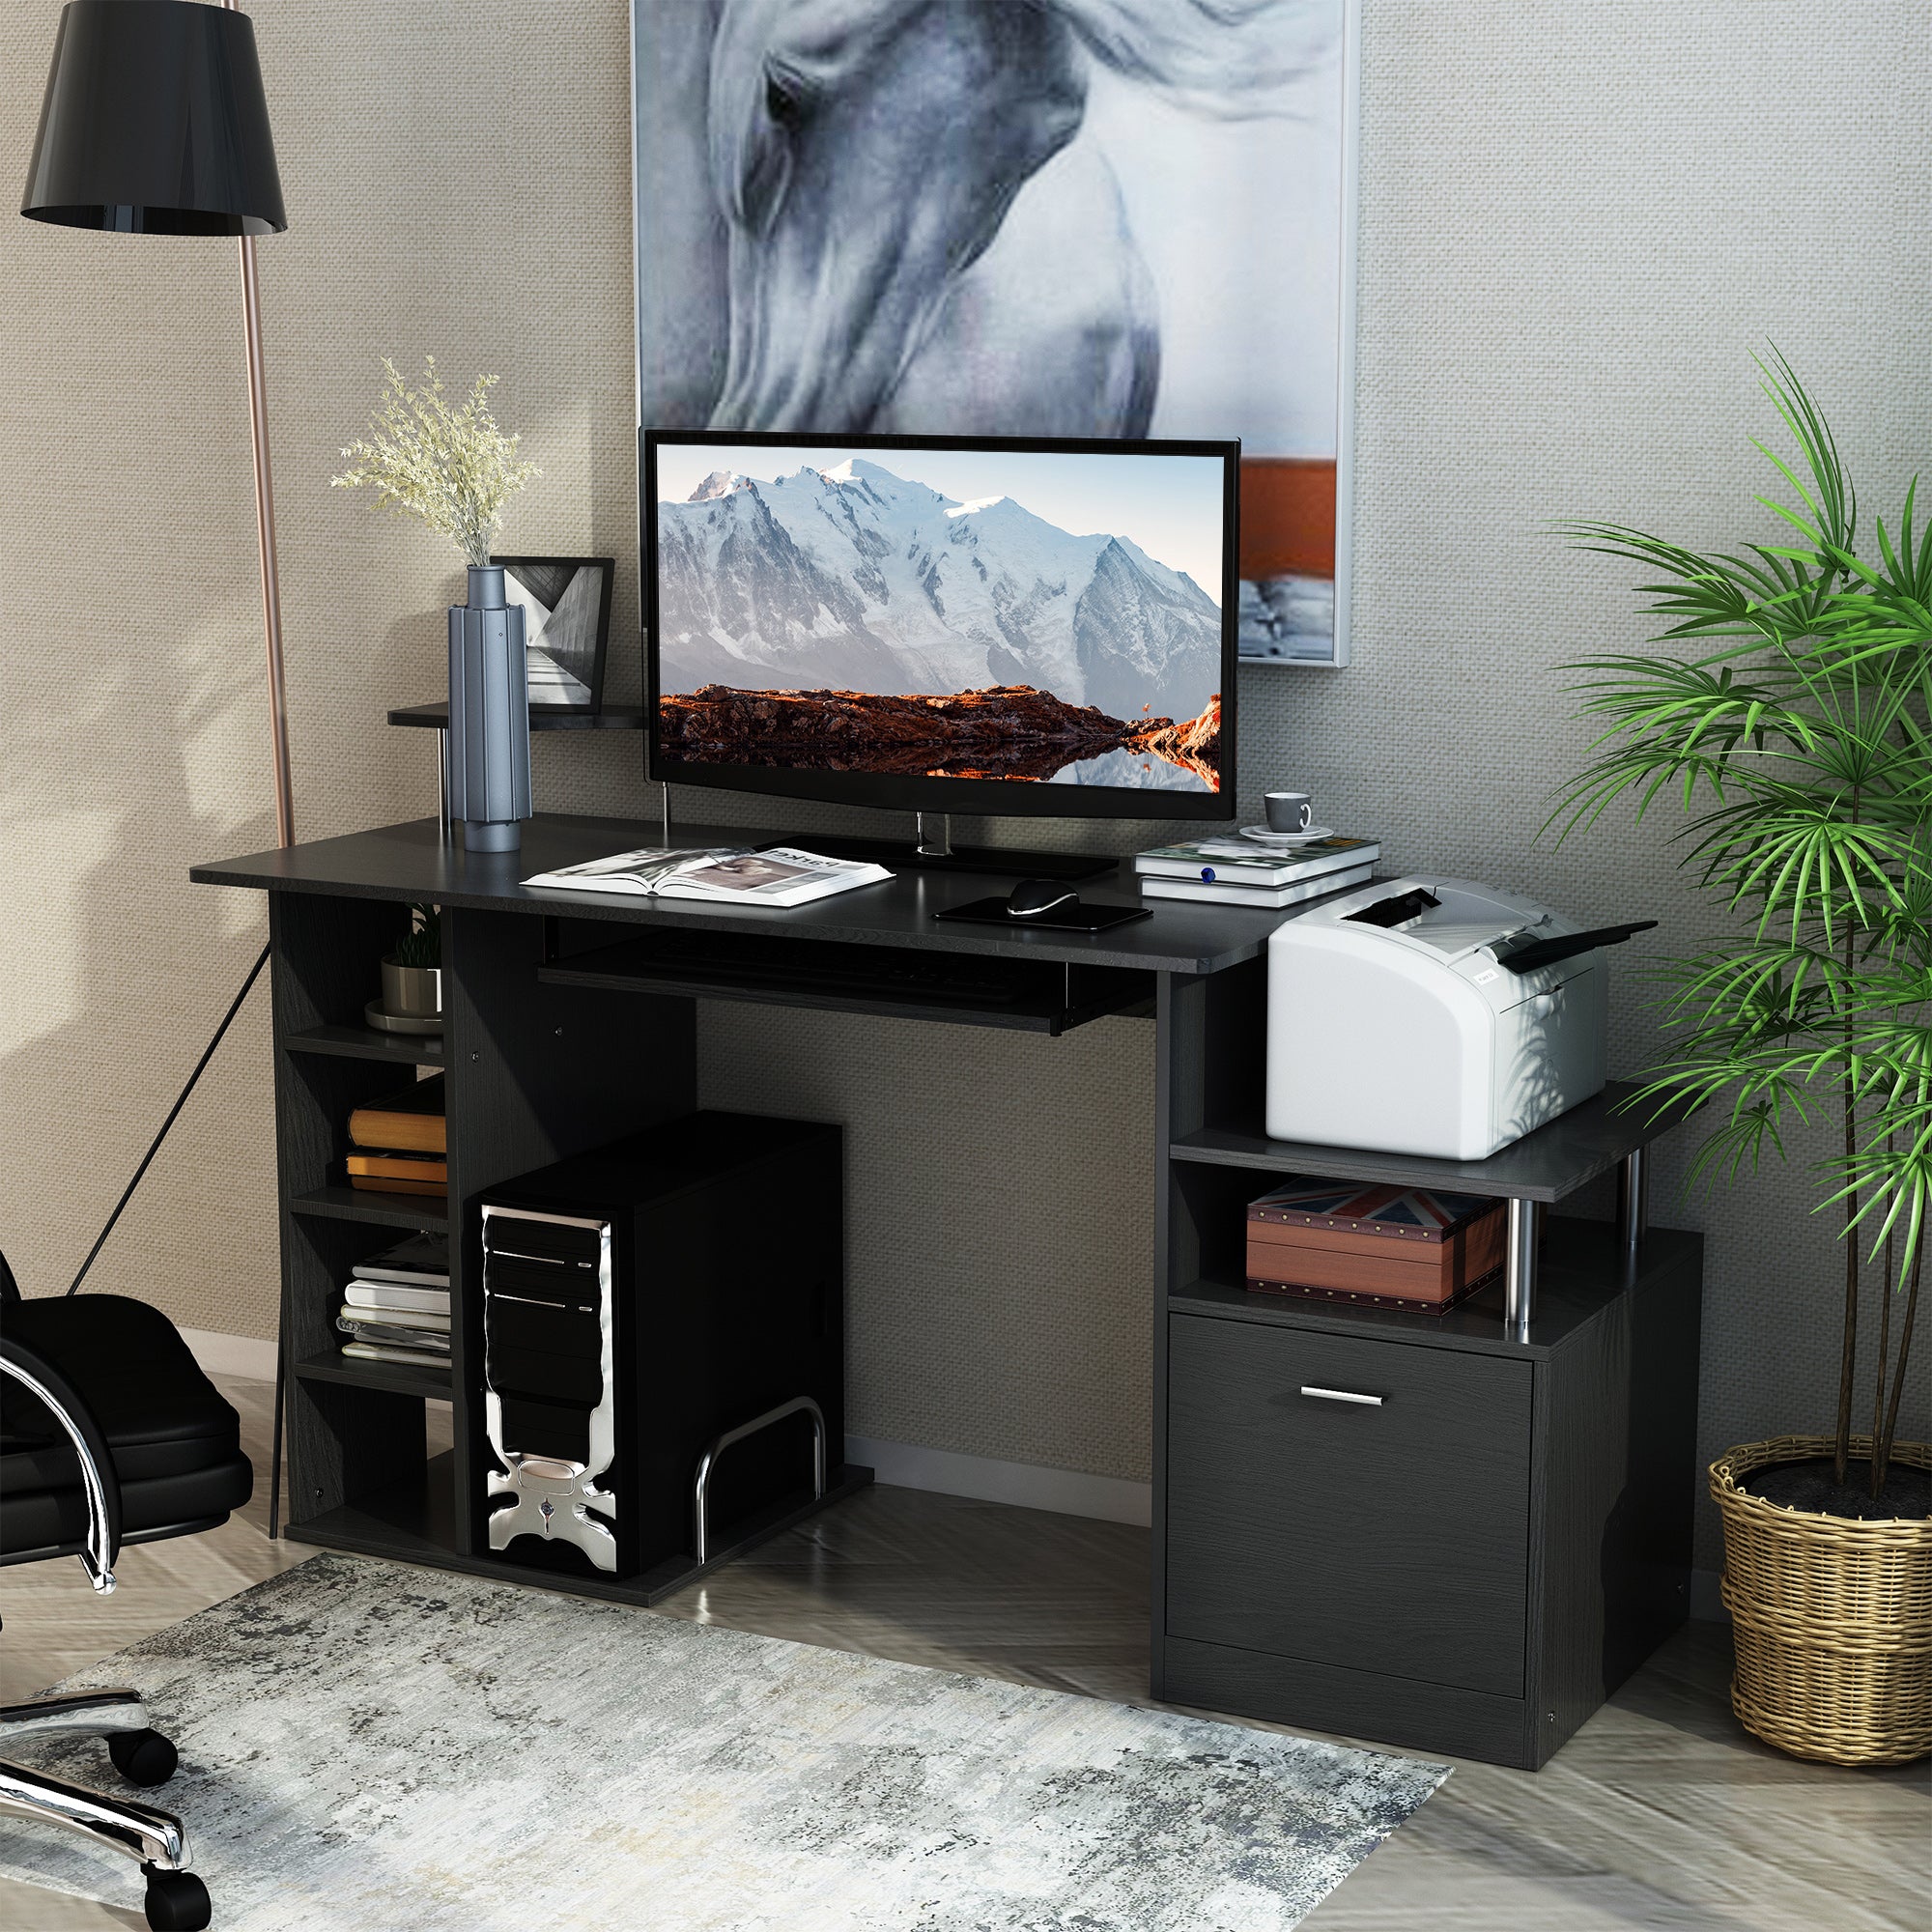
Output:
0 1690 192 1875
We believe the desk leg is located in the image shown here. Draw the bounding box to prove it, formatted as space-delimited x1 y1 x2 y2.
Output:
1617 1146 1650 1273
437 727 451 839
1504 1197 1539 1342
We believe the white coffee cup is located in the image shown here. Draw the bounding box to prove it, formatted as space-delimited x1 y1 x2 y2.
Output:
1264 791 1313 834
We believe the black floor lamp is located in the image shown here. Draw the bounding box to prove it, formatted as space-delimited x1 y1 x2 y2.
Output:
22 2 294 1515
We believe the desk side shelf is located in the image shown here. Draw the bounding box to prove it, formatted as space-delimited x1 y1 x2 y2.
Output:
262 887 867 1608
1151 956 1704 1769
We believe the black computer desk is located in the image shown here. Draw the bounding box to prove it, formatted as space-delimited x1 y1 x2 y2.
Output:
193 811 1699 1768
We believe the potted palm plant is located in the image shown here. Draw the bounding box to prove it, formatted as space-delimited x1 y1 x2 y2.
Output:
1553 355 1931 1766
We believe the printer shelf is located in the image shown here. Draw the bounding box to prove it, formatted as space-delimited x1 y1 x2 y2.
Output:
1172 1081 1694 1204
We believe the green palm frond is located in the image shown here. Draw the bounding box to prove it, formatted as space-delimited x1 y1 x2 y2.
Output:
1553 355 1931 1279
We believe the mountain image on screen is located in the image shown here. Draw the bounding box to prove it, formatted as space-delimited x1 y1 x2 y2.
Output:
654 458 1222 790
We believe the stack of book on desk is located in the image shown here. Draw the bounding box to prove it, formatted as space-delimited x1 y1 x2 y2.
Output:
338 1233 450 1368
346 1074 445 1197
1135 835 1379 908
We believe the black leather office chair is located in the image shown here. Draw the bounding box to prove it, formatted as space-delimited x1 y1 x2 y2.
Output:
0 1248 254 1931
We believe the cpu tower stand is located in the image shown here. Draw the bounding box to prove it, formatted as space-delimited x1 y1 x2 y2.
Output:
476 1111 844 1585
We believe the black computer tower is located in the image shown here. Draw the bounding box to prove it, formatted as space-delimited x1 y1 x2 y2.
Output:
474 1111 842 1582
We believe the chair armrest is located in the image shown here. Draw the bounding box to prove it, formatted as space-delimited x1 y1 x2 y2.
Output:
0 1246 19 1303
0 1332 124 1592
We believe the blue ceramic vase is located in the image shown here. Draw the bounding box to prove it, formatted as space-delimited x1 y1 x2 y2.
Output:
447 564 531 852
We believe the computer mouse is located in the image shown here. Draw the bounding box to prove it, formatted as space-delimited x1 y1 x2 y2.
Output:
1007 878 1078 919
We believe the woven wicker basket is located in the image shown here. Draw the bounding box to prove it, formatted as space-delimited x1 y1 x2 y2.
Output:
1712 1435 1932 1766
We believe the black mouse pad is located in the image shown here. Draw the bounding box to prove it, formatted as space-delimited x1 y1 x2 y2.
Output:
932 895 1153 933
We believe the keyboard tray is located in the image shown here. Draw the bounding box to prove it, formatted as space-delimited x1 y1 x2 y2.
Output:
536 925 1156 1035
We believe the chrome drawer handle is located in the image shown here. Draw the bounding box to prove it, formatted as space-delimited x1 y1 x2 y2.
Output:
1299 1385 1385 1406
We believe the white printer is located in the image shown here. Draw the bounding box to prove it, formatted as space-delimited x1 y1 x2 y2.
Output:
1266 877 1652 1161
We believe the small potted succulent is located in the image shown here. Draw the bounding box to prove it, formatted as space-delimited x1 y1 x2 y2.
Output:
1554 355 1931 1766
373 903 441 1035
334 357 540 851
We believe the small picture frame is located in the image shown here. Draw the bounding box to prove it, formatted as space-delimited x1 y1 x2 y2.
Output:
492 556 615 713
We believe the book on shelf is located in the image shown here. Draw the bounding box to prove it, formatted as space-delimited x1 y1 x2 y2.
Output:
1139 862 1375 909
523 844 892 908
336 1303 449 1335
343 1280 449 1316
340 1341 452 1370
336 1317 451 1354
347 1075 445 1156
1134 836 1380 886
350 1234 449 1290
346 1150 447 1196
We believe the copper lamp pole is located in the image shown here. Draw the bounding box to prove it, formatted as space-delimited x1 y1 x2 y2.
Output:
237 226 294 847
225 0 295 850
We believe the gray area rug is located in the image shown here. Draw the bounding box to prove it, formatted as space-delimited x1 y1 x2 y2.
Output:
0 1553 1446 1929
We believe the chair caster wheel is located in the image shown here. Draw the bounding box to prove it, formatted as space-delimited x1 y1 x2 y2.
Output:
141 1864 211 1930
109 1727 179 1787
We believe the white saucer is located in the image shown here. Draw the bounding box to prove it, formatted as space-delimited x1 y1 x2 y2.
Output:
1239 824 1336 846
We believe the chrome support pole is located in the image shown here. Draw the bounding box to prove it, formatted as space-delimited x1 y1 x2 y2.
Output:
437 727 452 838
692 1395 828 1564
915 811 953 859
1504 1197 1540 1343
1616 1146 1650 1269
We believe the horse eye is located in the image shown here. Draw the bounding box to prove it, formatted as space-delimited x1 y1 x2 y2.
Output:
765 71 804 129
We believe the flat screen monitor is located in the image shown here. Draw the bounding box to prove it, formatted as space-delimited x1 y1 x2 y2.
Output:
643 432 1237 823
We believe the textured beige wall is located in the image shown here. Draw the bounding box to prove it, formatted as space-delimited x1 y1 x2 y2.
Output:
1 4 1926 1535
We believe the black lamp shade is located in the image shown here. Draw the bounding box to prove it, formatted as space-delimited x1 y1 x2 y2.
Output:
21 0 285 236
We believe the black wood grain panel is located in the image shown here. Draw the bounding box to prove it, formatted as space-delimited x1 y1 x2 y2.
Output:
270 892 414 1037
1163 1633 1530 1769
1166 1315 1532 1696
283 1375 424 1522
194 813 1289 975
1201 952 1267 1134
1530 1235 1702 1764
540 933 1152 1034
1172 1082 1700 1203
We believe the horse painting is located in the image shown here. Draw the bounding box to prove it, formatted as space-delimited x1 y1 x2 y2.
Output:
642 0 1334 440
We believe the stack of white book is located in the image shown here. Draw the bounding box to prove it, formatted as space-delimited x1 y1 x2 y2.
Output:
337 1234 450 1368
1135 835 1379 908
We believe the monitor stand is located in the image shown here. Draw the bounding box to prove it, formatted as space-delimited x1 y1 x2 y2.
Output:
767 814 1113 883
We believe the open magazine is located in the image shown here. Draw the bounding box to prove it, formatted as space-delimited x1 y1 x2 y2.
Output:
523 845 893 908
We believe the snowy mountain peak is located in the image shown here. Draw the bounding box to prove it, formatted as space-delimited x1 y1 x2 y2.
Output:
687 469 743 502
655 458 1222 727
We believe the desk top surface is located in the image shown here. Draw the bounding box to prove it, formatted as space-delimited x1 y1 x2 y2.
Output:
190 813 1297 975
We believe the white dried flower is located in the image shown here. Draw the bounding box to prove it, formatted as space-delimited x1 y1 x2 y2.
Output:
332 356 539 569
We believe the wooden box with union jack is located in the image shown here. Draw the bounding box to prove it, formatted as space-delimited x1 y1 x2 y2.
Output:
1245 1177 1508 1311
